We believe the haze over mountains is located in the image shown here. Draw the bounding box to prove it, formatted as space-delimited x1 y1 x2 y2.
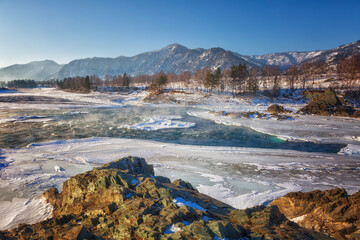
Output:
1 40 359 82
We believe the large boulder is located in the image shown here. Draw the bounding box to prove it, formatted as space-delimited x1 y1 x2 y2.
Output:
271 188 360 240
1 156 333 240
299 87 357 116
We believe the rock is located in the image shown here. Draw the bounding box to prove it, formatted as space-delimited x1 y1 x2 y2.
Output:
271 188 360 240
324 87 342 106
266 104 292 114
300 87 358 117
98 156 154 175
172 179 196 191
299 99 333 116
63 225 96 240
304 88 341 106
41 187 59 207
0 157 334 240
352 110 360 118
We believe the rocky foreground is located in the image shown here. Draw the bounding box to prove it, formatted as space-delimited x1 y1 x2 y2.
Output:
0 157 357 240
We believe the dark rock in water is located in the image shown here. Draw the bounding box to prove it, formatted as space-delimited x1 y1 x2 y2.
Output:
271 188 360 240
1 156 333 239
266 104 292 114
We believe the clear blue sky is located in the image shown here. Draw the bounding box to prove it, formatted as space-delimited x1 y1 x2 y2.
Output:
0 0 359 67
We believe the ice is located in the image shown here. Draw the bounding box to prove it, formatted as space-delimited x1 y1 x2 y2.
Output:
187 110 360 145
0 138 359 230
0 115 54 124
127 115 196 131
338 144 360 157
197 183 233 200
63 111 89 116
173 197 207 211
0 197 52 231
196 172 225 182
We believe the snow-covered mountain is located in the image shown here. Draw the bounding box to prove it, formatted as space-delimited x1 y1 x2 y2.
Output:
244 40 360 69
1 40 359 81
54 44 252 79
0 60 62 82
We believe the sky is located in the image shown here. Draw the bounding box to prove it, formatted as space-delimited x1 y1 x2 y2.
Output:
0 0 359 67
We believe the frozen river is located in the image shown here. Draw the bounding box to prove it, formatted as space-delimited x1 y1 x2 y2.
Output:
0 88 359 230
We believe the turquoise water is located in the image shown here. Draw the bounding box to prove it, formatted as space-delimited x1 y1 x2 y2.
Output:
0 106 344 153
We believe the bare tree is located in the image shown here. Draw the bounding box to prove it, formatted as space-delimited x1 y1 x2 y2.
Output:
286 65 300 91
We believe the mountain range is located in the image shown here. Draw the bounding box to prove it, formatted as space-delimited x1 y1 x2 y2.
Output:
1 40 359 81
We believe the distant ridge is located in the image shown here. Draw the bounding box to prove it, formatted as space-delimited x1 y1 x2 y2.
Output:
0 60 61 82
1 40 359 81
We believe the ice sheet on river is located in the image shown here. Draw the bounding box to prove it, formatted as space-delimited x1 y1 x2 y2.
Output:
0 138 359 230
127 115 196 131
187 110 360 146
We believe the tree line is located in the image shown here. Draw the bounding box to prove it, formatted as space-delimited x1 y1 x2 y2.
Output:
14 52 355 95
6 79 37 88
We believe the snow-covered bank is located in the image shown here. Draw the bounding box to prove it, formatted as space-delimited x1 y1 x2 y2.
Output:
1 138 359 230
0 88 146 110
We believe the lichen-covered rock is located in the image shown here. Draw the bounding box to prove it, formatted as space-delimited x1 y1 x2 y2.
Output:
1 156 334 240
300 87 357 117
271 188 360 240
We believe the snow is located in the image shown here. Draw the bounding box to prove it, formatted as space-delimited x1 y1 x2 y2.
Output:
130 179 139 185
164 224 182 234
338 144 360 157
290 214 307 223
173 197 207 211
0 89 17 93
127 115 196 131
202 216 211 222
0 88 137 110
0 197 52 231
54 165 65 172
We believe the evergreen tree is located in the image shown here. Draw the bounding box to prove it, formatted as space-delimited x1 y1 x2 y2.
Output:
204 72 216 92
84 75 91 91
149 72 168 92
214 67 222 93
122 73 130 89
